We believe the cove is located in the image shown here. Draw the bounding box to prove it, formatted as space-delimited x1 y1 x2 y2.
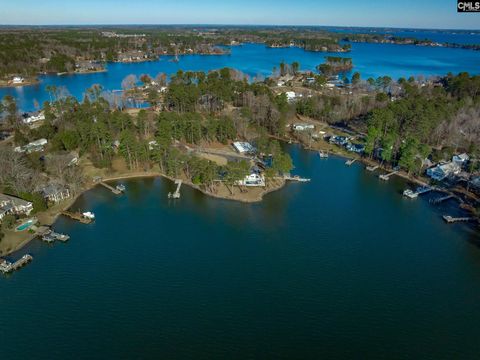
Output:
1 145 479 359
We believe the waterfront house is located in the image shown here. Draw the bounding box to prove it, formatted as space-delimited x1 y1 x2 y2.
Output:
22 112 45 125
232 141 255 154
14 138 48 153
346 143 365 154
39 184 71 204
12 76 25 84
452 153 469 167
0 194 33 220
236 173 265 187
292 124 315 132
426 162 461 181
329 135 349 146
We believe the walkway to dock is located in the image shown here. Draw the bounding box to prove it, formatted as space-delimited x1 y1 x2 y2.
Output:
0 254 33 274
443 215 473 224
283 175 311 182
99 181 122 195
345 159 356 166
366 165 379 172
168 179 183 199
379 171 398 181
430 194 454 205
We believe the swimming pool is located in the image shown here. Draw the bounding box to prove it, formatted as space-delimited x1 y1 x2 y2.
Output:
16 219 35 232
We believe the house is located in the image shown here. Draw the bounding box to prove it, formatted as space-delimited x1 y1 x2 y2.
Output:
292 124 315 131
284 91 302 102
329 135 349 146
346 143 365 153
236 173 265 187
0 194 33 220
232 141 255 154
39 184 71 204
12 76 24 84
452 153 469 167
22 112 45 125
14 138 48 153
426 162 461 181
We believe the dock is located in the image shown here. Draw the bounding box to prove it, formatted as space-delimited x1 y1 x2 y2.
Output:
366 165 379 172
442 215 473 224
345 159 356 166
99 181 122 195
284 175 311 182
0 254 33 274
42 230 70 243
430 194 454 205
168 179 183 199
61 211 92 224
379 171 398 181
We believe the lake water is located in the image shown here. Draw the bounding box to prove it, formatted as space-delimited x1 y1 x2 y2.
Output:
2 41 480 112
1 145 480 359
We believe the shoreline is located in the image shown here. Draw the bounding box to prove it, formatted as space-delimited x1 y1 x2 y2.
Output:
1 169 286 257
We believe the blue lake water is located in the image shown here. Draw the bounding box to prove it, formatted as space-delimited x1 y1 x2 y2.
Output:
2 42 480 112
1 145 479 359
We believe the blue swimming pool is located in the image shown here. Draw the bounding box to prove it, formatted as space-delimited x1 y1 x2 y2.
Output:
16 220 34 232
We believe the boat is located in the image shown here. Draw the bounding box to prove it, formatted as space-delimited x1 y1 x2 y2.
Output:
82 211 95 220
116 184 126 192
318 151 329 159
403 189 418 199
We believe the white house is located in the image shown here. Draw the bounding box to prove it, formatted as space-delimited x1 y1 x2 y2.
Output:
12 76 25 84
22 112 45 125
0 194 33 220
292 124 315 132
236 173 265 187
14 138 48 153
232 141 255 154
426 162 461 181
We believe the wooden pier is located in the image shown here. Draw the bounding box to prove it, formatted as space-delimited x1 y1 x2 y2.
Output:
379 171 398 181
442 215 473 224
345 159 356 166
0 254 33 274
61 211 92 224
168 179 183 199
430 194 454 205
366 165 379 172
99 181 122 195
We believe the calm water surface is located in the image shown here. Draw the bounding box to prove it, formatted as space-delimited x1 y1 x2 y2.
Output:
1 145 479 359
2 41 480 111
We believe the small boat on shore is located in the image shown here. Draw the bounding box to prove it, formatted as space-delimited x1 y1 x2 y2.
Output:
116 184 126 192
82 211 95 221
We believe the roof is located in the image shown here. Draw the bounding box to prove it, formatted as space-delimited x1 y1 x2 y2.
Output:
40 184 67 196
0 193 32 208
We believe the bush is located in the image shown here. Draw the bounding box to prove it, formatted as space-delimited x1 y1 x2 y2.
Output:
2 214 16 230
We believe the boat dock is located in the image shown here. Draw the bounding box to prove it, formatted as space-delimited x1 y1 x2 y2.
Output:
379 171 398 181
99 181 122 195
42 230 70 243
345 159 356 166
168 179 183 199
430 194 454 205
366 165 379 172
442 215 473 224
0 254 33 274
61 211 93 224
284 175 311 182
